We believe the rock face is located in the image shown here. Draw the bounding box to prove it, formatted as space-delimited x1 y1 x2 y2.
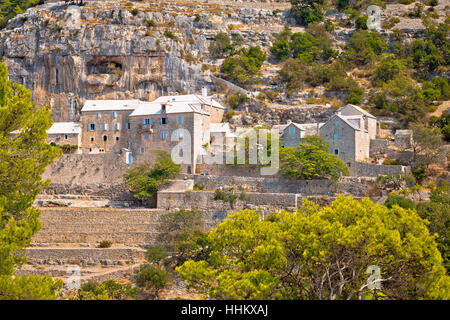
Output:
0 0 290 121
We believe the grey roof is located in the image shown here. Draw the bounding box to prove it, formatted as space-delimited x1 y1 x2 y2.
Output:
341 104 376 119
47 122 80 135
81 100 141 112
153 94 225 109
129 101 208 117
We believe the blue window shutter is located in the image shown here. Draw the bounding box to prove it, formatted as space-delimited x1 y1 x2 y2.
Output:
142 118 145 125
149 118 152 124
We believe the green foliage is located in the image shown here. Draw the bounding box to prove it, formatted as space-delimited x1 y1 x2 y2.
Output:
146 19 156 28
416 181 450 272
136 265 171 297
177 196 449 300
270 24 337 62
411 165 427 185
209 32 232 58
124 151 181 200
280 135 349 181
410 122 445 167
0 61 61 279
355 15 368 30
0 275 63 300
157 209 209 265
376 173 416 191
385 194 415 210
130 8 139 16
429 109 450 142
214 189 239 208
374 57 406 83
221 46 266 85
344 30 388 66
227 92 248 109
0 0 44 29
164 30 178 41
99 240 112 248
290 0 326 26
373 76 433 123
77 280 138 300
146 245 167 264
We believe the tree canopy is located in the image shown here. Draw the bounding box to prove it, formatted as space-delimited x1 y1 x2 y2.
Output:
176 196 449 300
124 150 181 200
0 61 62 299
280 135 349 181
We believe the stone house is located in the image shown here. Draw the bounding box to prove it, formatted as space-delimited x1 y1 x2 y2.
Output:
80 100 140 154
128 100 212 173
273 120 323 147
46 122 81 153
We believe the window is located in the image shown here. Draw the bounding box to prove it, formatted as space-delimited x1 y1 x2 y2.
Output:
178 131 183 140
90 137 94 142
161 104 166 112
178 116 183 124
145 134 150 140
161 118 167 125
114 123 120 131
112 112 117 119
334 149 339 155
289 127 295 135
333 133 339 140
116 137 119 141
334 119 338 126
103 135 107 141
161 131 167 140
140 147 145 153
127 123 131 130
88 123 96 131
142 118 152 125
179 146 183 156
65 135 68 139
102 123 108 131
96 112 101 119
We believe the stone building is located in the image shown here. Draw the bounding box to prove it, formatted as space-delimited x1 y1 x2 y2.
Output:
46 122 81 153
80 100 140 154
74 92 224 172
274 104 379 167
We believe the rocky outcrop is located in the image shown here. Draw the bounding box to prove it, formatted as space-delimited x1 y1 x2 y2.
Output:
0 0 289 121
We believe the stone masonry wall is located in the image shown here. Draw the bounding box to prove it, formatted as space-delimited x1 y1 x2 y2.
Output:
157 191 301 211
33 207 228 245
191 175 375 197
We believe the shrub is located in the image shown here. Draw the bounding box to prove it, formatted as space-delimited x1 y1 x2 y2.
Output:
385 195 415 210
136 265 171 297
77 280 138 300
99 240 112 248
209 32 232 58
214 189 238 207
146 245 167 264
146 19 156 28
130 8 139 16
164 30 178 41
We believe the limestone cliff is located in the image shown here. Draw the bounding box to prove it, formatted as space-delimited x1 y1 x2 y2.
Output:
0 0 290 121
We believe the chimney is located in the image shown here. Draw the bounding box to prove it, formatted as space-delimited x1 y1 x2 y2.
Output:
202 87 208 97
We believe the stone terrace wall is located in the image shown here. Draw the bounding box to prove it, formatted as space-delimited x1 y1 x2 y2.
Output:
192 175 375 197
33 207 228 245
157 191 300 211
351 162 410 177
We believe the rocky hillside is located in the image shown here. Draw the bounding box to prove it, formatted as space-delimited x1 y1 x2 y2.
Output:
0 0 291 121
0 0 447 124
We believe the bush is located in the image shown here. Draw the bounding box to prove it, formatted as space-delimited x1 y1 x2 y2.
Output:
214 189 238 207
130 8 139 16
77 280 138 300
146 19 156 28
136 265 171 297
411 165 427 184
209 32 232 58
146 245 167 264
221 46 266 85
164 30 178 41
99 240 112 248
385 195 415 210
355 16 368 30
